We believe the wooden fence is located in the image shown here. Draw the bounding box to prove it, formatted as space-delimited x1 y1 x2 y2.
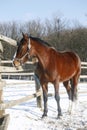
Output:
0 60 42 129
0 34 42 129
0 61 42 108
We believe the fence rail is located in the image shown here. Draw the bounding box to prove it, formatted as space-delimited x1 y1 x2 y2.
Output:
0 90 42 110
0 60 42 116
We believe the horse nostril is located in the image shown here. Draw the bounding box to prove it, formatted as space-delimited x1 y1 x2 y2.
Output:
13 60 19 67
13 60 15 67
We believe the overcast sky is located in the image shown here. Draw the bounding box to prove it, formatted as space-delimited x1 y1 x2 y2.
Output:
0 0 87 26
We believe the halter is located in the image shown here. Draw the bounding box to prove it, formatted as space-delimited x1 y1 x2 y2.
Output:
14 38 31 65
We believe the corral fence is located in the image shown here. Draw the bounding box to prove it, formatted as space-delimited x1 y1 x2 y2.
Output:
0 34 87 130
0 60 43 130
0 61 42 110
0 34 42 130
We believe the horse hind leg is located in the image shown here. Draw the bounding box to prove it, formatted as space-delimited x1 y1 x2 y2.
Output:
69 73 80 114
63 80 72 100
63 80 77 114
70 73 80 102
63 80 73 113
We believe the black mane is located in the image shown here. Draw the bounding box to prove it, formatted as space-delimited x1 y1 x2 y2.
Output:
29 35 51 47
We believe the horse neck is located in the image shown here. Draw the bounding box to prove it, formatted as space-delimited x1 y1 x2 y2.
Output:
34 42 49 68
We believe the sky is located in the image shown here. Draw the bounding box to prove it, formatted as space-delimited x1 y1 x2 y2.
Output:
0 0 87 27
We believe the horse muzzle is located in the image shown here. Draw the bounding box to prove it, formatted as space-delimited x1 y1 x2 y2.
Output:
13 58 22 70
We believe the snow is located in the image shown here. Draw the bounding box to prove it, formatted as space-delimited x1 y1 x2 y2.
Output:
3 80 87 130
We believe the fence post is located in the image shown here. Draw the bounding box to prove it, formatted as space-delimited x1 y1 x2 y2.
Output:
34 75 42 109
0 42 10 130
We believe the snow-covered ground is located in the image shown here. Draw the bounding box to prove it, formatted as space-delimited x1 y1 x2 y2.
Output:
3 80 87 130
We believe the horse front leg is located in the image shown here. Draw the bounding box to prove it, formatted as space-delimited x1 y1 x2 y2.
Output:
54 82 62 118
42 83 48 118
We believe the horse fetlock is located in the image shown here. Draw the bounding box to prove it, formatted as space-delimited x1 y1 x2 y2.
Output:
58 108 62 116
57 112 62 119
42 113 47 118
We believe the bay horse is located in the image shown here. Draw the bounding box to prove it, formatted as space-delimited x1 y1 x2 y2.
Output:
13 33 81 118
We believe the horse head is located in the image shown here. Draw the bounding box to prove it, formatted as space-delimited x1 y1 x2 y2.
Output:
13 33 30 69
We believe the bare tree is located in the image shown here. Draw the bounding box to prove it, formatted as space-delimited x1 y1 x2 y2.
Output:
25 19 44 37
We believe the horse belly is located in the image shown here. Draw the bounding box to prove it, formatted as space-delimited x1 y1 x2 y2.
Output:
59 68 76 82
59 73 74 82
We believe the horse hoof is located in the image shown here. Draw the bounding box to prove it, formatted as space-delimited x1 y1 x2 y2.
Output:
57 113 62 119
41 114 47 118
57 116 62 119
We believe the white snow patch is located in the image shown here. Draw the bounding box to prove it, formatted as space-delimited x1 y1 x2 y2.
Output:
2 80 87 130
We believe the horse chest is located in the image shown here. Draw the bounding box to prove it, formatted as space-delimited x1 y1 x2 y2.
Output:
41 69 57 83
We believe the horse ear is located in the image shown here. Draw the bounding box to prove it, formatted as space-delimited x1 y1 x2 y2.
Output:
22 32 29 40
22 32 24 37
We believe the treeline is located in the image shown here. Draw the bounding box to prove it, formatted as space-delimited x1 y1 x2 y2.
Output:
0 16 87 61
